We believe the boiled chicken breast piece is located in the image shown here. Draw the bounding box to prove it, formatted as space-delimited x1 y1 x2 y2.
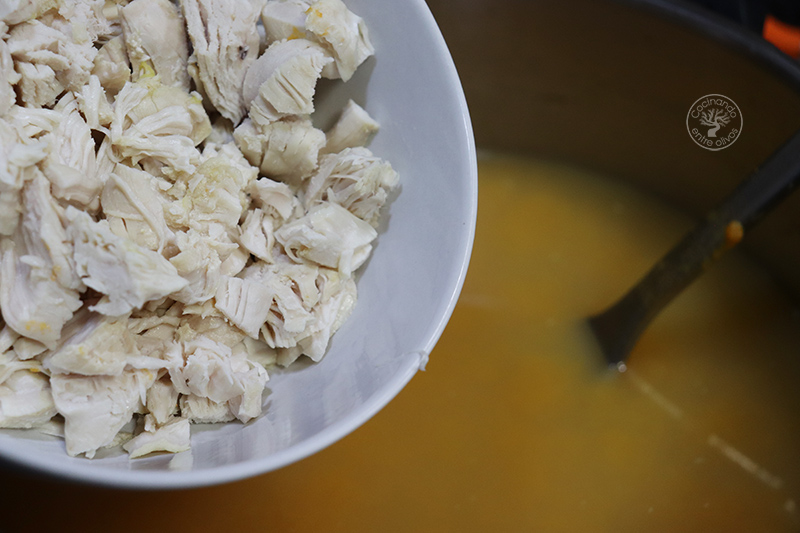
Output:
7 19 97 107
101 163 171 252
305 147 398 227
41 93 102 209
305 0 372 81
145 377 179 425
0 370 56 429
274 202 376 275
297 270 356 361
66 206 188 316
0 348 38 383
110 75 211 176
76 75 114 130
247 176 301 221
180 0 261 123
260 0 310 45
0 23 20 117
243 38 331 124
166 154 250 235
91 35 131 96
50 368 156 457
322 99 379 155
12 62 62 110
226 353 268 423
15 172 82 291
200 141 260 185
238 208 276 262
121 0 190 90
176 313 247 348
170 336 266 416
234 116 325 187
0 119 48 236
0 0 58 26
44 313 139 376
168 230 222 305
239 257 319 351
214 276 274 339
179 393 235 423
12 337 47 359
0 174 83 348
123 415 190 458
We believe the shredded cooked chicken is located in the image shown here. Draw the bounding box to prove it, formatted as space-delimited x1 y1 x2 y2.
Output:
0 0 397 459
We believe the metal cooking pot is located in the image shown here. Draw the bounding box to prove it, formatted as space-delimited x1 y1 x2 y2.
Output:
428 0 800 294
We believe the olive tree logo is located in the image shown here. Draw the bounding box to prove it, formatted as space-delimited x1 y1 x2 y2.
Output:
686 94 742 151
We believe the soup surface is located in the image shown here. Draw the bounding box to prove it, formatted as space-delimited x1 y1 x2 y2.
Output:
2 154 799 532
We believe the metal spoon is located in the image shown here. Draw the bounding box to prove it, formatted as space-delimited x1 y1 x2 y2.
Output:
589 129 800 368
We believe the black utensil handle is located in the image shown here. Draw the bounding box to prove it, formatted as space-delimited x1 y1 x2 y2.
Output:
590 128 800 365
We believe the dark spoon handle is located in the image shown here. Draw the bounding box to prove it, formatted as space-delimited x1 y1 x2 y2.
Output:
590 129 800 366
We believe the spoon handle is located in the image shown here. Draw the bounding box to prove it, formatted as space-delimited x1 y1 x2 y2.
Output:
590 129 800 366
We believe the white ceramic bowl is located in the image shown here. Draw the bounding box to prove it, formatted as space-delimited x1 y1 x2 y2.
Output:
0 0 477 488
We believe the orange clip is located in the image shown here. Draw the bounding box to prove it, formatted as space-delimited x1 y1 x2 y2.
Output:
763 14 800 59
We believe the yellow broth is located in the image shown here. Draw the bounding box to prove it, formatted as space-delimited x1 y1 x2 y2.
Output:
2 154 799 532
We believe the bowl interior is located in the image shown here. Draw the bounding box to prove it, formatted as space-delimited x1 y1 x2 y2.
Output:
0 0 477 489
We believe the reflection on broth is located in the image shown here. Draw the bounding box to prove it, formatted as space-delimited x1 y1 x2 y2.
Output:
448 153 800 530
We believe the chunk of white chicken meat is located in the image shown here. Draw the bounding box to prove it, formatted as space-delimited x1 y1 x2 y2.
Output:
322 99 379 155
0 347 38 383
12 336 47 360
238 208 277 263
0 23 20 117
50 368 156 457
166 153 251 237
261 0 310 44
55 0 117 43
308 268 357 359
66 206 188 317
91 35 131 96
145 376 179 425
121 0 190 91
227 257 356 364
243 38 331 125
41 93 103 209
180 0 261 123
275 202 376 275
304 0 372 81
214 276 274 339
123 415 190 458
0 173 83 348
6 18 97 107
234 116 325 187
0 118 49 236
261 0 372 82
101 163 172 252
179 393 234 424
110 75 211 177
175 312 246 349
247 175 301 221
305 147 399 227
200 140 260 185
43 313 140 376
169 336 268 422
0 0 58 26
0 370 56 429
168 230 223 305
76 74 114 131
